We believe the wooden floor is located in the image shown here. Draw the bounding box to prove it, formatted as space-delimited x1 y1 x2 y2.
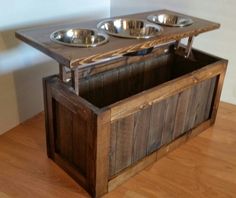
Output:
0 102 236 198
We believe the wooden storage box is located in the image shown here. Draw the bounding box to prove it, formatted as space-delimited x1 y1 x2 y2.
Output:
16 10 228 198
43 45 227 197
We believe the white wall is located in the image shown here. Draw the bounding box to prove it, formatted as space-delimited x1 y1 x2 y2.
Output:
1 0 235 134
111 0 236 105
0 0 110 134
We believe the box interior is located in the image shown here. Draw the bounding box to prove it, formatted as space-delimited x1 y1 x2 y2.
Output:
79 48 219 108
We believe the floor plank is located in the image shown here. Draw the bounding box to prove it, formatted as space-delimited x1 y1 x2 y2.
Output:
0 102 236 198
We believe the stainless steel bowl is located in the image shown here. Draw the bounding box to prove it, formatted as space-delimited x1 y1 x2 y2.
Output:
97 18 162 39
147 13 193 27
50 28 109 47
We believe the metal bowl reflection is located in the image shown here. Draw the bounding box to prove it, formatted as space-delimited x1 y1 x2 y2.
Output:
50 28 109 47
147 13 193 27
97 18 162 39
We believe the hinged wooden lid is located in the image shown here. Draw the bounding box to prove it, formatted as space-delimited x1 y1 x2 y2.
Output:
16 10 220 69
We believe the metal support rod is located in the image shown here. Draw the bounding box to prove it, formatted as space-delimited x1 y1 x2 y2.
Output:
184 36 194 58
174 40 181 50
71 68 80 95
59 64 72 82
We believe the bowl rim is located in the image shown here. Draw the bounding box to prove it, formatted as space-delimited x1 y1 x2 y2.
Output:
147 13 194 27
97 18 163 39
50 28 109 48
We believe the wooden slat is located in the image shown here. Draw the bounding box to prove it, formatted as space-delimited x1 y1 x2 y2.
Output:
172 88 191 139
94 111 111 197
194 78 212 126
109 122 117 176
184 81 202 131
55 103 73 161
111 115 134 175
54 153 87 188
161 95 179 145
43 76 56 159
147 100 166 154
72 113 87 175
210 68 227 123
132 107 151 163
204 76 217 120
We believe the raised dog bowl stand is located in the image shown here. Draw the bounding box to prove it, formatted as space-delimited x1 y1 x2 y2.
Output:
16 9 228 198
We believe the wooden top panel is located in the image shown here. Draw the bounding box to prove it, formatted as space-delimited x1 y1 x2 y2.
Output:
16 10 220 69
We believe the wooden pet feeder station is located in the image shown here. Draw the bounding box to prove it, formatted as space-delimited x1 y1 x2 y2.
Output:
16 10 228 198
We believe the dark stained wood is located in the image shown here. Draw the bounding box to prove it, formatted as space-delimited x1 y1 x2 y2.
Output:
132 107 151 163
16 7 228 197
161 95 179 145
108 119 213 192
108 76 219 177
110 115 134 175
110 57 227 121
72 111 87 175
43 76 56 159
54 102 73 161
79 47 224 110
80 43 171 81
147 100 166 154
172 88 191 139
194 78 213 125
184 81 203 131
44 76 111 197
204 76 217 120
43 46 227 197
109 122 117 176
210 67 227 123
94 111 111 197
16 10 220 69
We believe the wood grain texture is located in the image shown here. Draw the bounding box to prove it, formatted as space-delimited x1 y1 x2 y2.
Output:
109 56 227 121
109 76 218 177
172 89 191 139
43 76 110 197
79 47 225 110
110 115 134 175
1 102 235 198
161 95 179 145
15 10 220 68
132 107 151 163
108 120 212 192
147 100 166 154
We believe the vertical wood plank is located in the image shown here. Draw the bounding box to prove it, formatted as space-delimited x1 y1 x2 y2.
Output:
184 83 201 132
172 88 191 139
118 66 132 100
211 67 227 123
204 76 217 120
147 100 167 154
114 115 134 174
132 107 151 163
102 69 119 107
194 79 212 126
161 95 179 145
109 122 117 176
95 110 110 197
56 103 73 161
130 62 145 96
43 77 56 159
72 114 87 175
